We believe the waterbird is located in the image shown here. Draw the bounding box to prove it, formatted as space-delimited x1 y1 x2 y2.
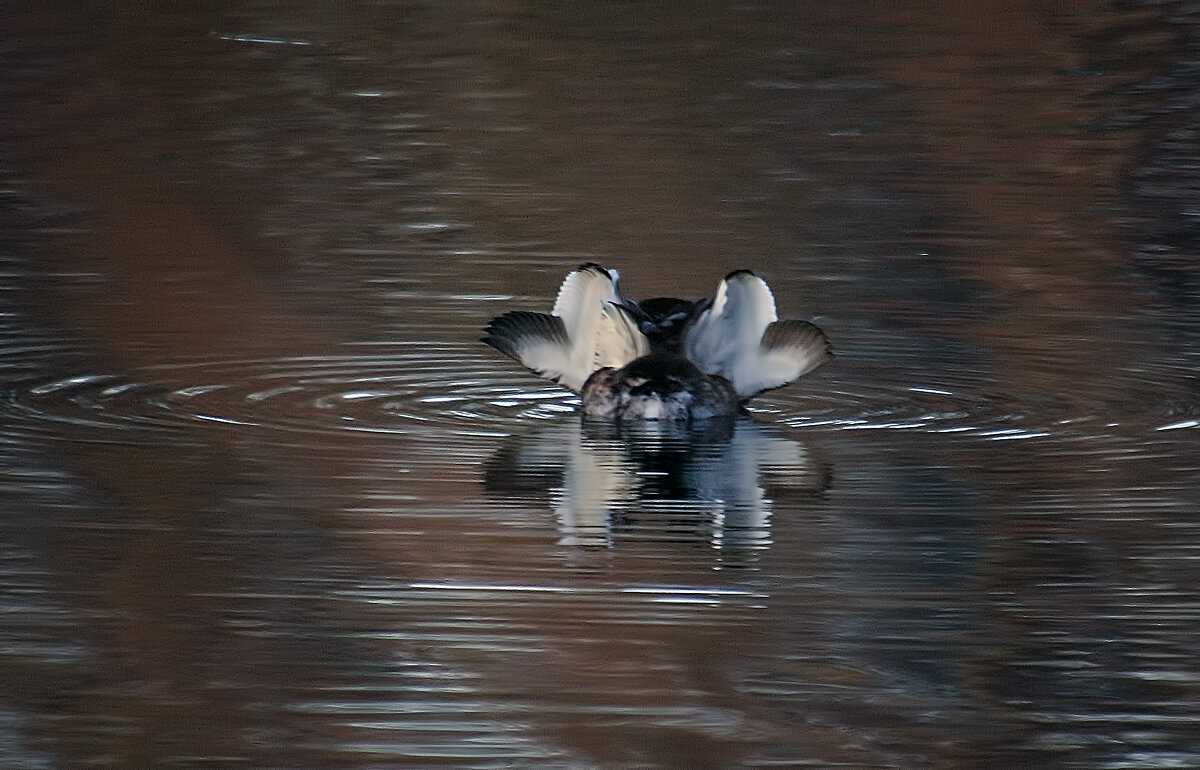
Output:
483 263 832 420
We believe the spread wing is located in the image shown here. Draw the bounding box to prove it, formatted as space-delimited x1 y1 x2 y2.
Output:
684 270 832 399
482 310 576 388
483 263 649 392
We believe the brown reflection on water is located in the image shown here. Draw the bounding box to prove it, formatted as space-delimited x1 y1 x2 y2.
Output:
3 2 1199 768
5 15 450 763
861 1 1158 391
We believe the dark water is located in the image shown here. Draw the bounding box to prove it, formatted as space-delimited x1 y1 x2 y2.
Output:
2 2 1198 767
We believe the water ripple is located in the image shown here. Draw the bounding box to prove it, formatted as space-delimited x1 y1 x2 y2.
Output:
3 341 1196 446
1 343 579 441
752 379 1199 440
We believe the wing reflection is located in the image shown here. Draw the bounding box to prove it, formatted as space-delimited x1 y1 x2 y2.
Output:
485 417 830 548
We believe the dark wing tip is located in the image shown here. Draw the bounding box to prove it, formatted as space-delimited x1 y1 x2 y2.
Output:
763 320 834 363
481 332 517 358
482 310 569 360
574 262 612 278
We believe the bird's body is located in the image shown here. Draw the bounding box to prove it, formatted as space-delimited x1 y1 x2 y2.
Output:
580 353 740 420
482 264 831 420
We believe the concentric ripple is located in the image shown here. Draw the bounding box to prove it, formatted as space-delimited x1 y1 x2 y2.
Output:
3 339 1197 444
2 342 579 441
751 372 1200 441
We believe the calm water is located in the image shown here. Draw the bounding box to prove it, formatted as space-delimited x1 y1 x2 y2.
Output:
2 3 1198 768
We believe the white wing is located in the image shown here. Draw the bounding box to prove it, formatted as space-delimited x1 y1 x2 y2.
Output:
684 270 831 398
551 263 648 373
484 264 649 392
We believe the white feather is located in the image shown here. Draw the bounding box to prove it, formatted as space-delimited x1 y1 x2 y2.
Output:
552 265 647 385
486 265 648 392
685 271 829 398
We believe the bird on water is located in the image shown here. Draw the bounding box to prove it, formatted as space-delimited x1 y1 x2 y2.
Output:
483 263 832 420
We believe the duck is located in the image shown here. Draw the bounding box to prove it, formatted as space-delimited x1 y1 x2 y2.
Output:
482 263 832 420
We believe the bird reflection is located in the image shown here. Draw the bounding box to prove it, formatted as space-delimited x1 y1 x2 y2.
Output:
484 416 830 548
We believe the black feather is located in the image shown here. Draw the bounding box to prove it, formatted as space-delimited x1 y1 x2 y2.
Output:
574 262 611 279
482 310 569 362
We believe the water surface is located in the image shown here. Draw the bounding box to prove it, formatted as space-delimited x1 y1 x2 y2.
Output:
2 2 1198 767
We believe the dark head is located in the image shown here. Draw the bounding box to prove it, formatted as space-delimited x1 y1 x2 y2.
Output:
615 296 697 353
